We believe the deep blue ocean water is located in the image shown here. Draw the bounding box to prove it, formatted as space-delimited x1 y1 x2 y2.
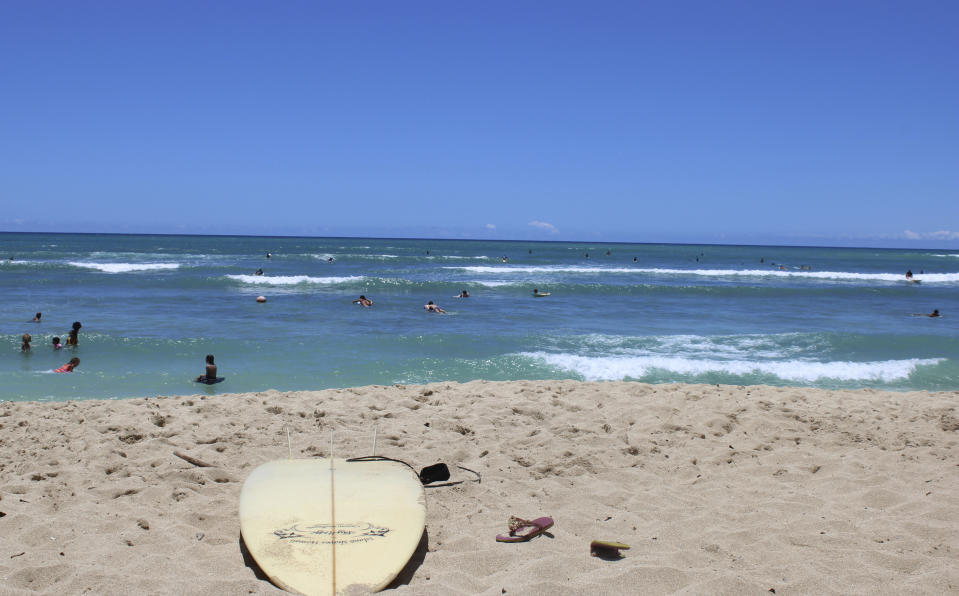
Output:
2 233 957 401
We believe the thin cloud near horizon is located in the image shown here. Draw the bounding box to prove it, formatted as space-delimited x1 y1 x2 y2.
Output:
904 230 959 241
528 221 559 234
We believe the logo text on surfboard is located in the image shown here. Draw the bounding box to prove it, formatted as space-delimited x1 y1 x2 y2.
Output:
273 522 391 545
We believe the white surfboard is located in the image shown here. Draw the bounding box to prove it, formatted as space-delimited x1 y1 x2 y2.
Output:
239 458 426 595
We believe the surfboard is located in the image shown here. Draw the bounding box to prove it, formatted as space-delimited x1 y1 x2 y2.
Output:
533 292 550 297
239 458 426 595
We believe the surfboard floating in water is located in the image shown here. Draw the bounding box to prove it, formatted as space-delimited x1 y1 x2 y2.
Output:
239 458 426 595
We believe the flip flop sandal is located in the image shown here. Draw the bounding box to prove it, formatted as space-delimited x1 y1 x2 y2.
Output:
495 516 554 543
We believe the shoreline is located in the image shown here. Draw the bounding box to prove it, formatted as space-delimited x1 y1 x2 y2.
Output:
2 380 958 594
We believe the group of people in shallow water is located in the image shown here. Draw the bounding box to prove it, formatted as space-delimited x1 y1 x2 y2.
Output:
20 316 83 372
20 315 222 381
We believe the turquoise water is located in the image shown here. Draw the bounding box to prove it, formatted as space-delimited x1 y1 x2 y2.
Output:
2 233 957 401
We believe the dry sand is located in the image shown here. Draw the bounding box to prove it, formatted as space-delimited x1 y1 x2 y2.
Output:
1 380 958 595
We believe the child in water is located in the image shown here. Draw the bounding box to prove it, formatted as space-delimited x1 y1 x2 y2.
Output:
56 357 80 373
66 321 82 346
52 336 63 349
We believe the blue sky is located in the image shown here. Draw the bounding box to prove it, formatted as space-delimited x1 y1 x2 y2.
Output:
1 1 957 246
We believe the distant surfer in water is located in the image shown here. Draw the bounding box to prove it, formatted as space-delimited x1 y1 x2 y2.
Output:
424 301 446 313
353 295 373 307
532 288 550 297
911 309 940 317
905 269 913 279
195 354 218 383
453 290 470 298
31 312 41 323
255 268 263 276
927 309 941 317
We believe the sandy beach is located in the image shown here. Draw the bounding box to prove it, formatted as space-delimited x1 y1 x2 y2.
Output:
1 380 958 595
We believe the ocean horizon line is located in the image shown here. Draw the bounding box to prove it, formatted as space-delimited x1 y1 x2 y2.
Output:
1 229 954 253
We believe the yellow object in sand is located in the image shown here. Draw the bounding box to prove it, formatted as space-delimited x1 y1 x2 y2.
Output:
590 540 630 556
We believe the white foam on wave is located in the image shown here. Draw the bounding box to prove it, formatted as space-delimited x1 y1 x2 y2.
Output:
447 265 630 274
522 352 943 383
69 262 180 273
226 274 365 285
447 265 959 283
571 332 802 360
474 280 516 287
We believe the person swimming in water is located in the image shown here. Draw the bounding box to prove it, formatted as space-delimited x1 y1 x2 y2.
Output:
353 295 373 307
424 301 446 313
458 290 470 298
928 309 941 317
31 312 41 323
255 268 263 275
195 354 218 383
55 357 80 373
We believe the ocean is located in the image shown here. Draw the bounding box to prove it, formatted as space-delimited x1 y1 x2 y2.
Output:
1 232 957 401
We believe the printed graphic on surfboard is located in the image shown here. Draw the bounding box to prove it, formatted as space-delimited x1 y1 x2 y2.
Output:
274 522 392 545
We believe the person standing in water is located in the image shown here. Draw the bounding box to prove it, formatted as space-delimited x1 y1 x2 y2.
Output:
65 321 82 346
21 334 31 351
